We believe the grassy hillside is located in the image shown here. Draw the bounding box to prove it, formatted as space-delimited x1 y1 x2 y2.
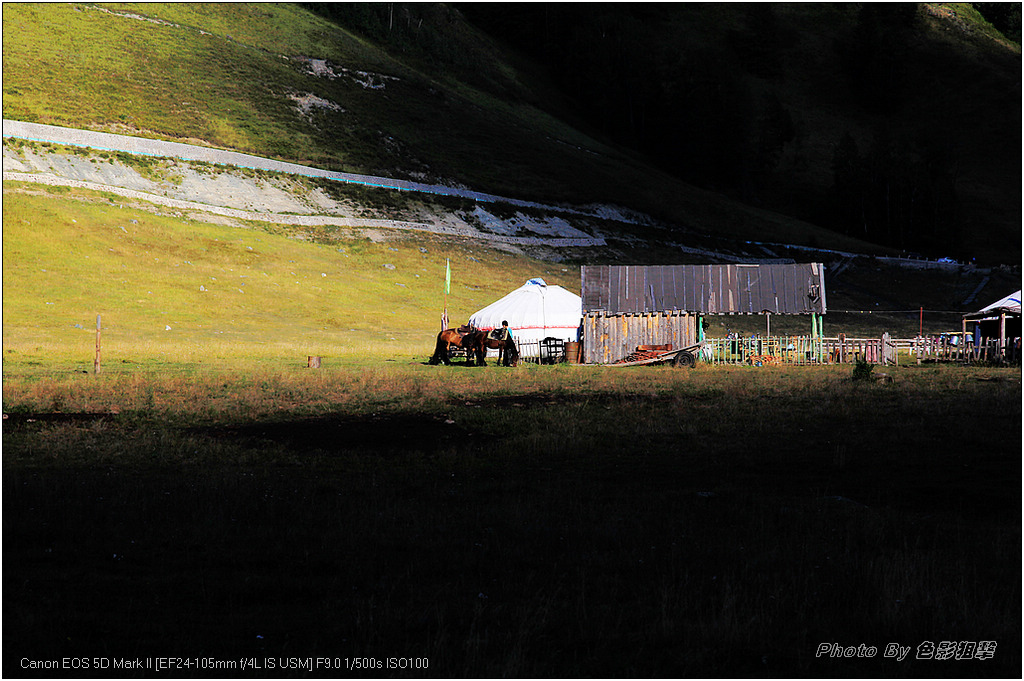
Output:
2 189 578 372
3 3 415 168
2 1 955 259
1 3 625 192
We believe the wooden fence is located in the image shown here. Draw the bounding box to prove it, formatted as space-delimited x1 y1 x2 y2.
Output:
705 334 908 366
900 335 1017 363
528 331 1016 367
703 332 1014 366
703 336 826 365
823 334 895 365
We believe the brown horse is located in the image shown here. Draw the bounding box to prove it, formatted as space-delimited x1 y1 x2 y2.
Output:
429 327 486 366
480 335 520 366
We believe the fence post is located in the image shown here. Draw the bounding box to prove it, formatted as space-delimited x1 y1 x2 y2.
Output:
94 314 101 374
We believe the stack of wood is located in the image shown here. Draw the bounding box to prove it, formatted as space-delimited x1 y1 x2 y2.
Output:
613 344 673 364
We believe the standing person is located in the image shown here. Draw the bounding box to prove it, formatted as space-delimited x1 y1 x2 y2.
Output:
495 320 514 366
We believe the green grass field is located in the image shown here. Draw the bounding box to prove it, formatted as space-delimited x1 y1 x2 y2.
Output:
2 189 580 373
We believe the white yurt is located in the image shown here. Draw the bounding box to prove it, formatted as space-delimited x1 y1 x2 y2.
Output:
469 278 582 358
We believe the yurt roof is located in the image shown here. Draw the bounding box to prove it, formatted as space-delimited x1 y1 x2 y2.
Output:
469 278 582 331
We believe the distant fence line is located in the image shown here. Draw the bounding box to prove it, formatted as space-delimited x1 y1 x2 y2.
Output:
476 334 1015 366
703 336 827 366
895 334 1019 364
701 333 1017 366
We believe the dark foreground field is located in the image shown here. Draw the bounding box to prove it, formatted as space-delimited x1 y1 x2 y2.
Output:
3 363 1021 678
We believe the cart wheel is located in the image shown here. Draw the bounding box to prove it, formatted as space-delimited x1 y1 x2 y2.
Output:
674 352 696 368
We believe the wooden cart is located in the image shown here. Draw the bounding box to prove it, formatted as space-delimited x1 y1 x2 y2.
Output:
602 341 706 368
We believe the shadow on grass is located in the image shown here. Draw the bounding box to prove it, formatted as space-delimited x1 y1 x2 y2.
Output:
3 380 1020 677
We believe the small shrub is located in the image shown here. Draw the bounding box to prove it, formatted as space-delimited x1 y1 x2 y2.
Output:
852 357 874 381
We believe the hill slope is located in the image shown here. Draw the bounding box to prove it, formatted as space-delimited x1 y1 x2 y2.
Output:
2 185 587 370
460 3 1022 263
6 2 1016 263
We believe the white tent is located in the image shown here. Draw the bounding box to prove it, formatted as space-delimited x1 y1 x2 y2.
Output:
469 278 582 356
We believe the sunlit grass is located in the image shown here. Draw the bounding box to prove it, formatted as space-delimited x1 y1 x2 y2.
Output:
3 190 580 374
1 3 347 158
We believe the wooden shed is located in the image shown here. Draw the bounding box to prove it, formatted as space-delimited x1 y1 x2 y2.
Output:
580 310 700 365
580 263 826 364
962 290 1021 361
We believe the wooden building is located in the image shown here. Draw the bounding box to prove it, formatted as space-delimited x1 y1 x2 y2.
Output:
580 263 827 364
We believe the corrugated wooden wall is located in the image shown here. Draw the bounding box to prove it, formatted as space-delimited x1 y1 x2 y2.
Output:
582 311 698 364
581 263 826 315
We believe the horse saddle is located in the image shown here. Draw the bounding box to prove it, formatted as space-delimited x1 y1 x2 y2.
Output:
456 324 477 336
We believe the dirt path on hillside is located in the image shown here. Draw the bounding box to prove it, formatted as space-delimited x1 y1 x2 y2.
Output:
2 171 607 248
3 119 610 248
2 119 581 213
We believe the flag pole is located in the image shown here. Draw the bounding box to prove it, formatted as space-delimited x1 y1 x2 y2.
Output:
441 258 451 331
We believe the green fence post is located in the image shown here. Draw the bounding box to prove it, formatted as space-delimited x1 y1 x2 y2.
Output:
816 314 824 362
810 313 818 361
